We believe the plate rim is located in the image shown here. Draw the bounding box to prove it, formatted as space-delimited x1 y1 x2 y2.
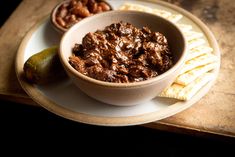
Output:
15 0 220 126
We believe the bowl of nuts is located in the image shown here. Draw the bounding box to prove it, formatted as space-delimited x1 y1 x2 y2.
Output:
59 11 187 106
51 0 113 33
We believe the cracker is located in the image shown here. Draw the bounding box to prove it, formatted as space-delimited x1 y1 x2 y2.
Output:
118 3 182 22
167 14 183 23
184 31 203 41
119 3 153 12
186 46 213 61
179 53 218 75
187 38 206 50
177 24 193 32
159 83 183 99
159 73 214 100
175 62 217 85
152 9 172 18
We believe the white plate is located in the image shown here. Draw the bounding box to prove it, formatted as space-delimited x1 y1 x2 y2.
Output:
15 0 220 126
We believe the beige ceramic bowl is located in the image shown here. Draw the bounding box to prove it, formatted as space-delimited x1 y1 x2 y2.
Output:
59 10 186 106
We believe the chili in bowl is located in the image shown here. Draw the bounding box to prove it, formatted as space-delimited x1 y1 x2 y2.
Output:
59 11 187 106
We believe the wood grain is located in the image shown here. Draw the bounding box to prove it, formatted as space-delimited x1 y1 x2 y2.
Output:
0 0 234 138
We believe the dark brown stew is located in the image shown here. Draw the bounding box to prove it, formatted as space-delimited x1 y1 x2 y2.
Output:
69 21 173 83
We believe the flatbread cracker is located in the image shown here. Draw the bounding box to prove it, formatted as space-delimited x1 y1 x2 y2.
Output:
119 3 153 12
186 46 213 61
177 24 193 32
159 83 183 98
118 3 182 22
167 14 183 23
152 9 172 18
187 38 206 50
180 53 218 75
159 73 214 100
119 3 171 18
175 62 217 85
184 31 203 41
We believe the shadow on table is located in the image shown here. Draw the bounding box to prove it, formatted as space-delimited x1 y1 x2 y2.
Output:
0 100 233 156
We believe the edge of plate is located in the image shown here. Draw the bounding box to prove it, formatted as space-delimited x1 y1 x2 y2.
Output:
15 1 220 126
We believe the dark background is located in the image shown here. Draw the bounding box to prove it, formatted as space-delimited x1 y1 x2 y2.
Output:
0 0 234 155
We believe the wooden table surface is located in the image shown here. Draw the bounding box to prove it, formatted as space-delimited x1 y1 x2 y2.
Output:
0 0 234 138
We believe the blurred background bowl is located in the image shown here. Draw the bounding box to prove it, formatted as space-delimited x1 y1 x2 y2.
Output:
50 0 113 34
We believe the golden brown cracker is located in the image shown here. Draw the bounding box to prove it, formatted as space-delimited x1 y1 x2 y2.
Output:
159 73 214 100
175 63 217 85
186 46 213 61
180 53 218 75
